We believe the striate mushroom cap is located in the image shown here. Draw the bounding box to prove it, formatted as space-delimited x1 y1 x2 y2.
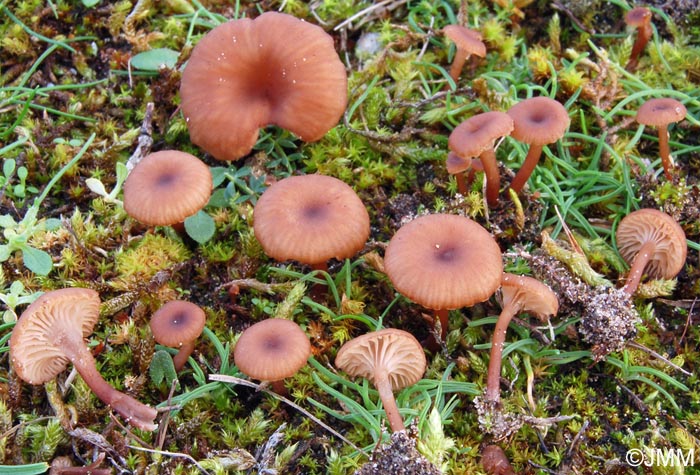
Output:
635 98 687 128
123 150 212 226
335 328 426 391
233 319 311 382
507 96 570 146
384 214 502 310
625 6 652 27
443 25 486 58
180 11 348 161
616 208 687 280
253 174 370 266
448 111 514 159
500 273 559 321
150 300 206 348
10 288 100 385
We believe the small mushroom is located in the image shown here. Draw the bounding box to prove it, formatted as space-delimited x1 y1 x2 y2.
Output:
335 329 426 432
123 150 213 231
624 7 652 72
485 273 558 403
233 318 311 394
253 174 370 272
384 214 502 343
448 111 514 206
442 25 486 84
9 288 157 431
615 208 687 296
150 300 206 371
506 97 570 194
180 12 348 161
635 98 687 180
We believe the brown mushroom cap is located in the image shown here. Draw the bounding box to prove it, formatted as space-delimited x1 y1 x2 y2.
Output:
123 150 212 226
616 208 687 280
10 288 100 385
180 11 348 161
150 300 206 348
507 96 570 146
443 25 486 58
448 111 514 159
635 98 687 128
233 319 311 382
625 7 651 27
500 273 559 320
335 328 426 391
384 213 502 310
253 174 370 265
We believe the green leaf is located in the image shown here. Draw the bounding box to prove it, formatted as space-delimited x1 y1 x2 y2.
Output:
149 350 178 387
184 211 215 244
21 246 53 276
2 159 16 178
130 48 180 71
44 218 62 231
82 0 101 6
0 462 49 475
0 215 17 228
0 245 11 262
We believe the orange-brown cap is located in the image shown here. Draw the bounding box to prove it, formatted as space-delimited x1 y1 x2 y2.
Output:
335 328 426 391
123 150 212 226
10 288 100 385
500 273 559 321
507 97 570 146
150 300 206 348
449 111 514 159
446 152 472 174
443 25 486 58
384 214 502 310
180 12 348 161
233 318 311 381
625 7 651 27
253 174 370 265
616 208 687 279
635 98 687 128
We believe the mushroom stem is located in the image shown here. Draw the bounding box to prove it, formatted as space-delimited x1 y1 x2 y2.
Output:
448 52 468 83
655 125 674 180
374 369 405 432
509 143 544 194
626 21 652 72
621 239 657 296
485 304 520 403
435 308 449 342
480 148 500 207
59 333 158 431
456 172 468 195
172 341 196 372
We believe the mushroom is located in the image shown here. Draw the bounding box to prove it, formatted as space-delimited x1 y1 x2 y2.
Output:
384 214 502 343
180 11 348 161
253 174 370 272
506 97 570 194
448 111 514 206
624 7 652 72
485 273 558 403
335 328 426 432
9 288 158 431
149 300 206 371
615 208 687 296
635 98 687 180
123 150 213 232
482 444 516 475
233 318 311 394
442 25 486 84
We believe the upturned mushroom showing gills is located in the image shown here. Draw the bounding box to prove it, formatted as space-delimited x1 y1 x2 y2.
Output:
9 288 158 431
150 300 206 372
635 98 687 180
616 208 687 296
384 214 502 343
180 11 348 161
506 96 570 194
485 273 558 403
335 329 426 432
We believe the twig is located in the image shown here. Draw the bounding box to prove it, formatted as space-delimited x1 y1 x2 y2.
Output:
626 340 692 376
127 444 212 475
126 102 155 172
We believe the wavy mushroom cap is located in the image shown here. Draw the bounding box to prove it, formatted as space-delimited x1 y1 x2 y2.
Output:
150 300 206 348
384 213 502 310
253 174 370 265
335 328 426 391
448 111 514 159
616 208 687 280
180 11 348 161
10 288 100 385
443 25 486 58
635 98 687 127
625 6 651 27
123 150 213 226
500 273 559 320
507 96 570 146
446 151 472 174
233 318 311 382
